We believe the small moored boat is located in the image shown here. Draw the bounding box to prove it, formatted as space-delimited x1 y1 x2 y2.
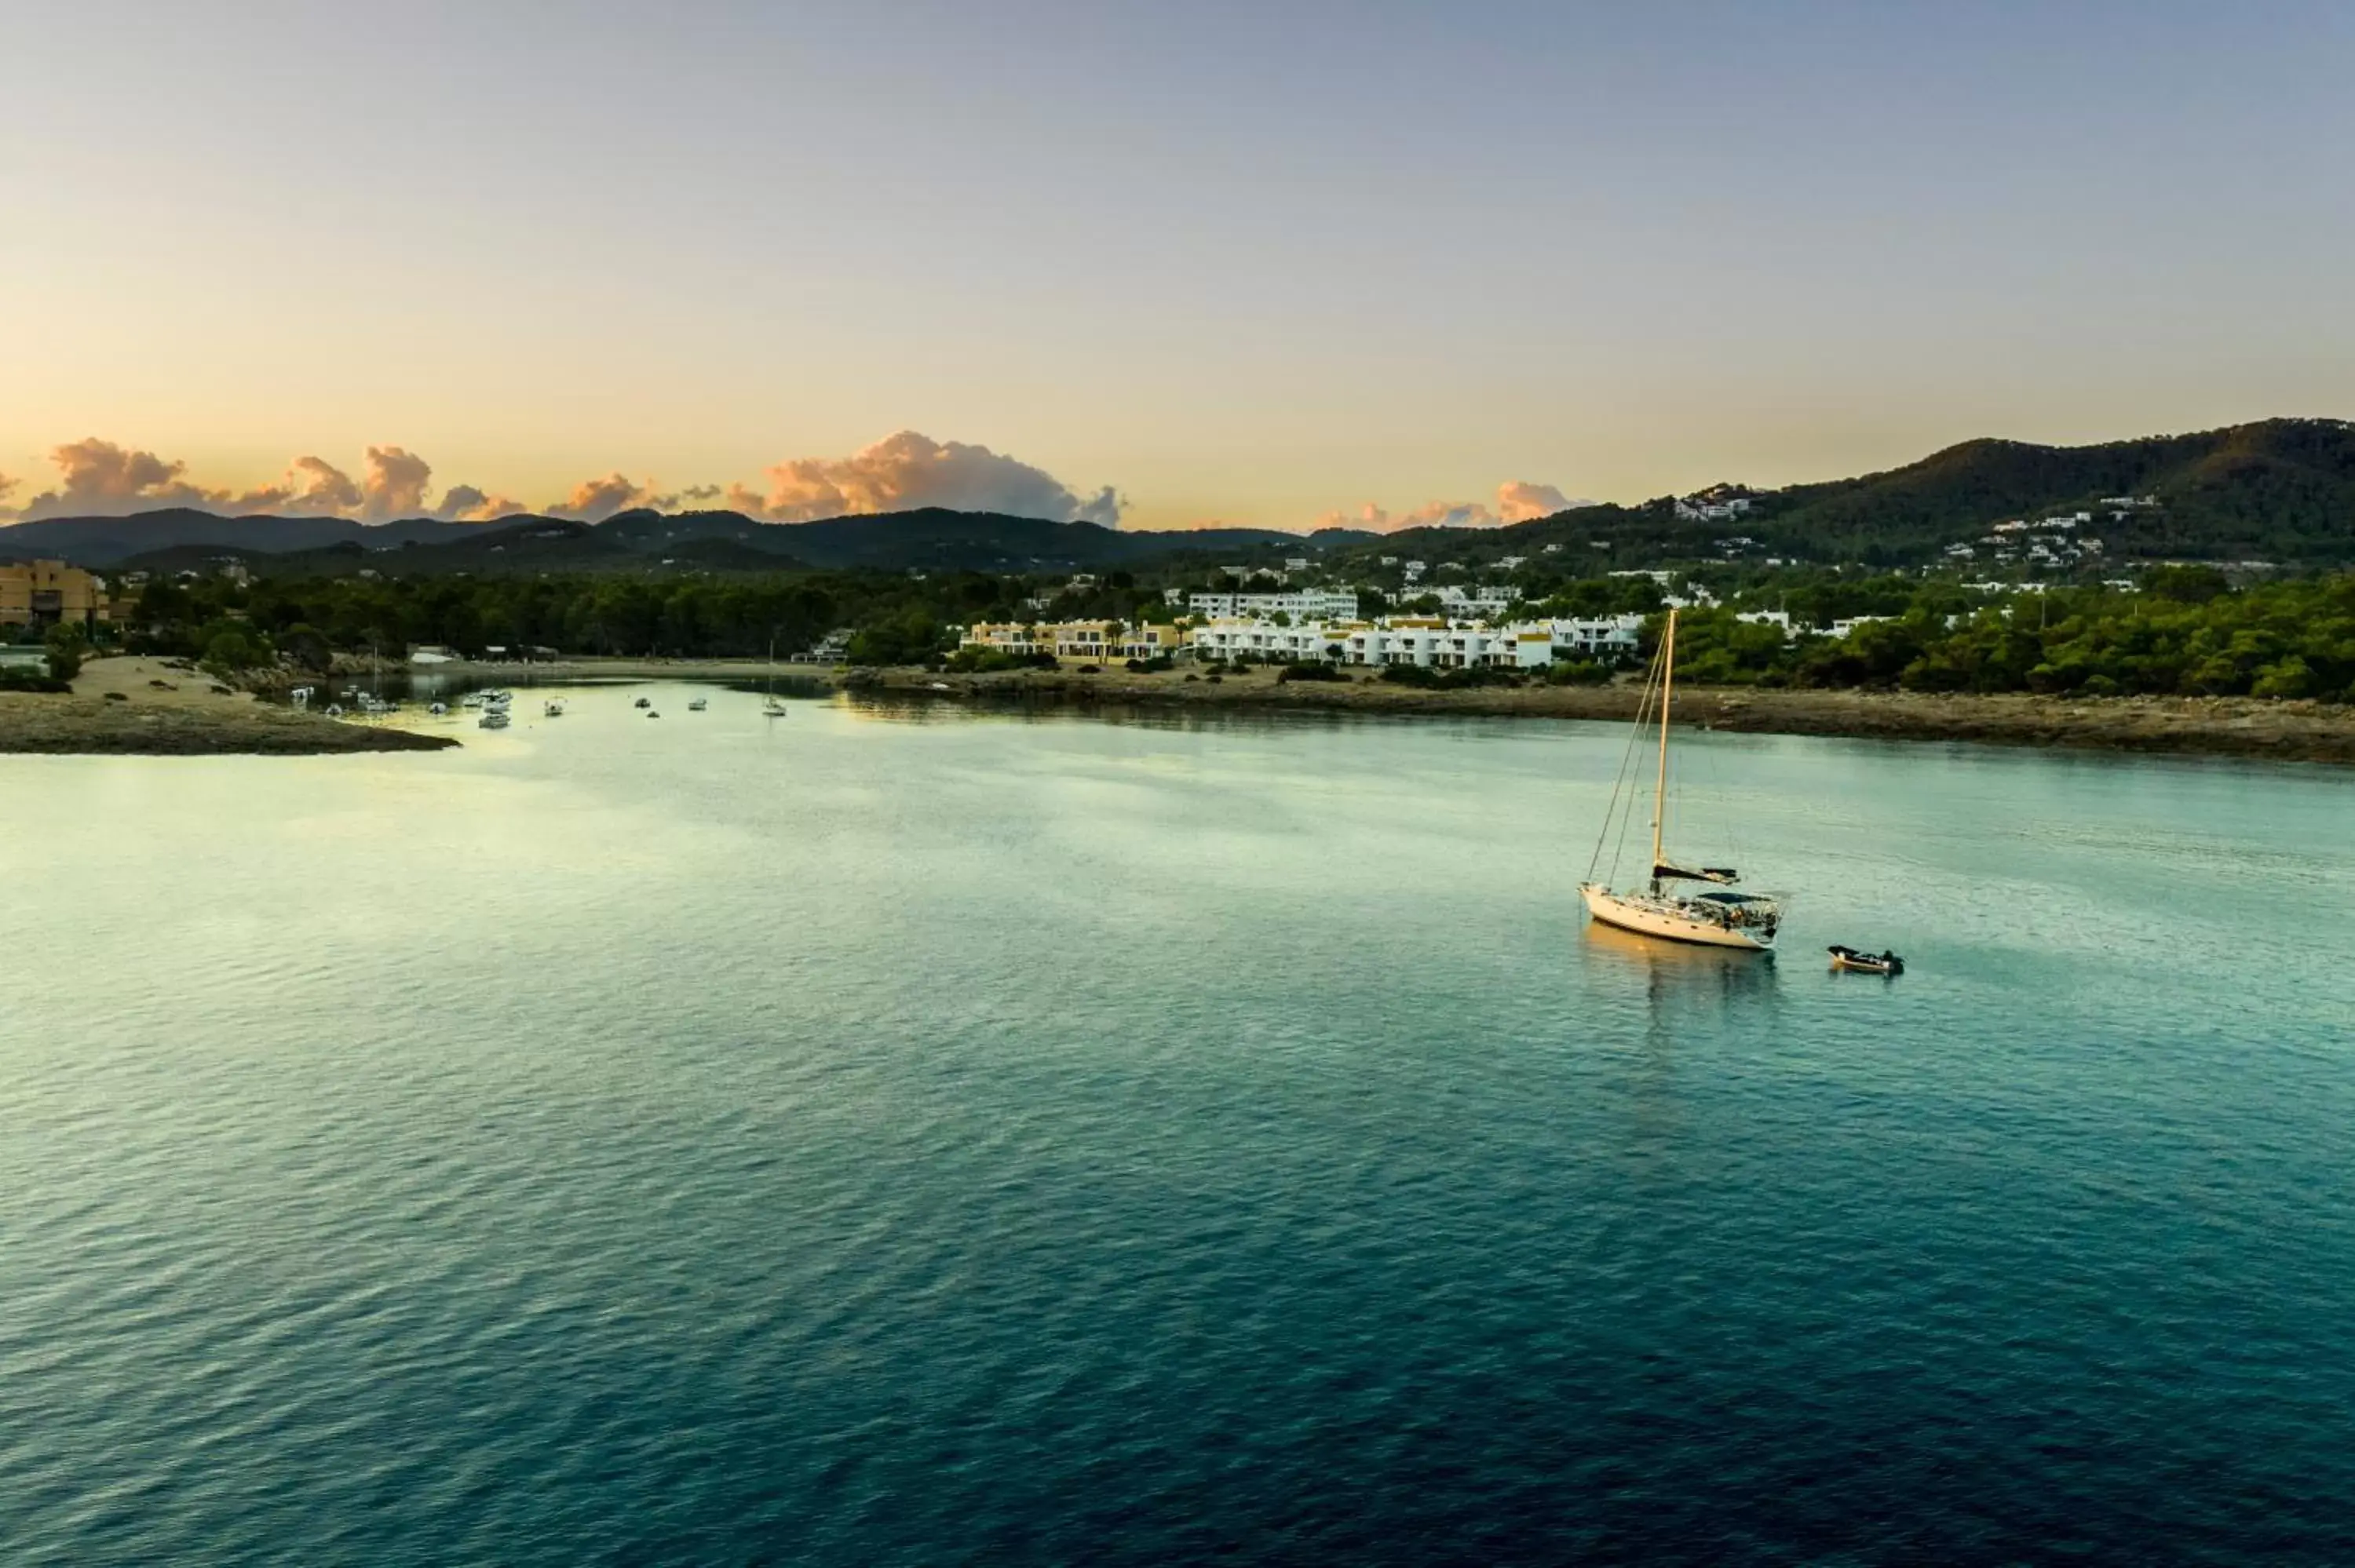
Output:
1827 945 1904 975
688 696 707 711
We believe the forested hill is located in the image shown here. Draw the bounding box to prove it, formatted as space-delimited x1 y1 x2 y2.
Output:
1765 418 2355 563
0 505 1304 572
1343 418 2355 571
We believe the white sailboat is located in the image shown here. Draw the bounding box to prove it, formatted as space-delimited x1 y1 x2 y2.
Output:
762 637 787 717
1579 607 1783 951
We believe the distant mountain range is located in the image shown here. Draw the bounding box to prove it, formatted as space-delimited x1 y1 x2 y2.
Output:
0 505 1325 574
6 418 2351 574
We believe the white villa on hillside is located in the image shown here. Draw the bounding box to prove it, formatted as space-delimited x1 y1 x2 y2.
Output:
1186 588 1360 621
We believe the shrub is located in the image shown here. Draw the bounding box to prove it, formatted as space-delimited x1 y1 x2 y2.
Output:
2251 656 2318 700
199 629 268 677
43 623 86 681
1276 662 1346 683
945 646 1056 673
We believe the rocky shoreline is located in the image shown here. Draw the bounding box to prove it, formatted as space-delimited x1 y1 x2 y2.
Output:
858 665 2355 766
8 652 2350 764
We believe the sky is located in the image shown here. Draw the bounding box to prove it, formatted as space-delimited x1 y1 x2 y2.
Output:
3 0 2351 532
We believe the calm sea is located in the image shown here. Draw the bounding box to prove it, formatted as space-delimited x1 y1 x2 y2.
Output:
5 691 2353 1564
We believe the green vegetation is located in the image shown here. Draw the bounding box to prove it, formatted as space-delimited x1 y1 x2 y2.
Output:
946 645 1059 673
42 623 86 681
1660 570 2355 699
1378 663 1524 691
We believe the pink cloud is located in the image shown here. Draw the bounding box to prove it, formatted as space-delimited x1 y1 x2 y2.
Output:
17 437 230 518
1316 498 1498 533
359 446 433 521
433 484 528 522
1313 480 1593 534
1497 480 1591 522
736 430 1121 526
546 472 660 521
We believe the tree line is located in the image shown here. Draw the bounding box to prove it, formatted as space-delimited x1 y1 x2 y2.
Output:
93 560 2355 701
1662 567 2355 700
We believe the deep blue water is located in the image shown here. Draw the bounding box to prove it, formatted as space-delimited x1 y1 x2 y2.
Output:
5 691 2353 1564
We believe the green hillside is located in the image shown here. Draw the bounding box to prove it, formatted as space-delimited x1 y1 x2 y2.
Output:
1337 418 2355 573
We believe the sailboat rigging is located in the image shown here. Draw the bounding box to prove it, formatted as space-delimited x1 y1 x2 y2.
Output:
763 636 787 718
1579 607 1783 951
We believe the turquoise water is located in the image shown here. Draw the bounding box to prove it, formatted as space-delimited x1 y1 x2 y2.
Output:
5 690 2353 1564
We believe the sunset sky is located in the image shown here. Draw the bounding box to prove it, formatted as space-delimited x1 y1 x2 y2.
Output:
5 1 2351 531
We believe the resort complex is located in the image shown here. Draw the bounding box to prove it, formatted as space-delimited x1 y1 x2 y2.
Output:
960 606 1644 671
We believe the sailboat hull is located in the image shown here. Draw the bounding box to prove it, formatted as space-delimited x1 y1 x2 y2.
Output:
1581 884 1774 951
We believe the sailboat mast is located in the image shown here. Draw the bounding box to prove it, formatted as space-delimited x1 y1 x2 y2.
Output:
1651 608 1677 873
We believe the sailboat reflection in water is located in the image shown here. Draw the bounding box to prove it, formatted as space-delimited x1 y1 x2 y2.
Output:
1580 608 1784 952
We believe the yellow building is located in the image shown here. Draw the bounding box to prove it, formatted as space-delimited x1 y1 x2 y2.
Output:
1118 623 1184 658
1050 620 1119 659
0 560 111 630
958 619 1186 662
962 622 1046 655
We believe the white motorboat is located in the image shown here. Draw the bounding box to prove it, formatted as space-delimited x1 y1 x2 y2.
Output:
479 709 510 729
1579 607 1783 952
544 698 566 717
428 702 448 717
688 696 707 711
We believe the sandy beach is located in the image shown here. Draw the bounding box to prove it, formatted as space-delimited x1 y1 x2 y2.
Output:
0 655 458 755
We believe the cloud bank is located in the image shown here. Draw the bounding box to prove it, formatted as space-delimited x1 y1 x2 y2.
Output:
726 430 1122 526
0 438 535 523
1 430 1123 530
1314 480 1594 534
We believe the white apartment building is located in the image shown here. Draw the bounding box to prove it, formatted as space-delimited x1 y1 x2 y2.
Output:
1550 615 1644 655
1422 585 1517 616
1191 613 1640 669
1335 622 1557 669
1186 588 1360 621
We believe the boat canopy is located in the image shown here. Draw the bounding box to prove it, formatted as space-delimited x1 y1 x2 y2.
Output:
1653 862 1740 885
1694 890 1775 906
